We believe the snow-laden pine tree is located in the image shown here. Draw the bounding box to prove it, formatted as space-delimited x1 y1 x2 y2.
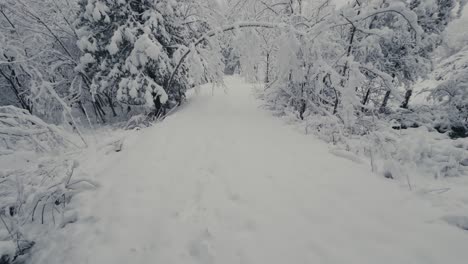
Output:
76 0 195 115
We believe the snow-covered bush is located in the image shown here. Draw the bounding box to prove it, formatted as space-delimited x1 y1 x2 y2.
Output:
0 105 92 261
0 158 96 262
0 106 80 153
244 0 468 181
429 48 468 138
291 110 468 179
124 114 152 130
362 125 467 179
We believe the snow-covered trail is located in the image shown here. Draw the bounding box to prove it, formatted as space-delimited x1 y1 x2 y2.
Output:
37 77 468 264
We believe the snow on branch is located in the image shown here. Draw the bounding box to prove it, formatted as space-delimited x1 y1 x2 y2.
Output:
167 21 307 90
0 106 79 153
358 64 402 102
350 2 424 43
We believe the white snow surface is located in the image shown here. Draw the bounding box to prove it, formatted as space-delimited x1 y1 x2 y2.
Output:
0 241 15 259
32 77 468 264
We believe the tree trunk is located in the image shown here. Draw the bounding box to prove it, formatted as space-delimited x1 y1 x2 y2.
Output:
105 93 117 117
335 9 359 116
265 52 270 84
94 94 107 121
78 101 87 116
361 87 371 112
92 101 106 123
333 89 340 115
299 83 306 120
0 69 31 113
400 89 412 109
153 94 166 119
380 90 391 113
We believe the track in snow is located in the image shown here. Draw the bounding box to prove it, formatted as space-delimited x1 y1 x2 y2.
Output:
36 77 468 264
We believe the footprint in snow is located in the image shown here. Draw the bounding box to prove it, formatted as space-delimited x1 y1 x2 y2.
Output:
188 239 214 264
243 219 257 232
188 230 214 264
228 192 240 202
443 215 468 231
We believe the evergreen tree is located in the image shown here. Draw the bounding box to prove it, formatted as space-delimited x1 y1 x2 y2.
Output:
76 0 193 114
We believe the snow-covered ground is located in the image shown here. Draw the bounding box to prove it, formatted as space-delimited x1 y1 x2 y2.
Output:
30 77 468 263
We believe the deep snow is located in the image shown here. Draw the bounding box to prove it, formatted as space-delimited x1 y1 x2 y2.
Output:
32 77 468 264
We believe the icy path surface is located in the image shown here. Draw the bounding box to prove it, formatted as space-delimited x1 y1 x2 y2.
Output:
38 77 468 264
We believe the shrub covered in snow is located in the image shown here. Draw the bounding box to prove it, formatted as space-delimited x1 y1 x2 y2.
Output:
0 157 96 262
0 106 80 153
0 107 93 262
245 0 468 182
282 106 468 179
429 47 468 138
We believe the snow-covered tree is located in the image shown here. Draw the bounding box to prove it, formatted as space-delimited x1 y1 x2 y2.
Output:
0 0 86 124
77 0 177 114
0 0 465 137
76 0 224 116
253 0 461 132
429 46 468 138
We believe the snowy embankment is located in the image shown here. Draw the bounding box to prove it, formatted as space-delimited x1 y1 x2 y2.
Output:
0 109 125 263
12 76 465 264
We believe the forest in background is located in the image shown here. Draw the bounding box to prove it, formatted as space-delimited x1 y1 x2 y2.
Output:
1 0 468 262
1 0 467 175
0 0 466 133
